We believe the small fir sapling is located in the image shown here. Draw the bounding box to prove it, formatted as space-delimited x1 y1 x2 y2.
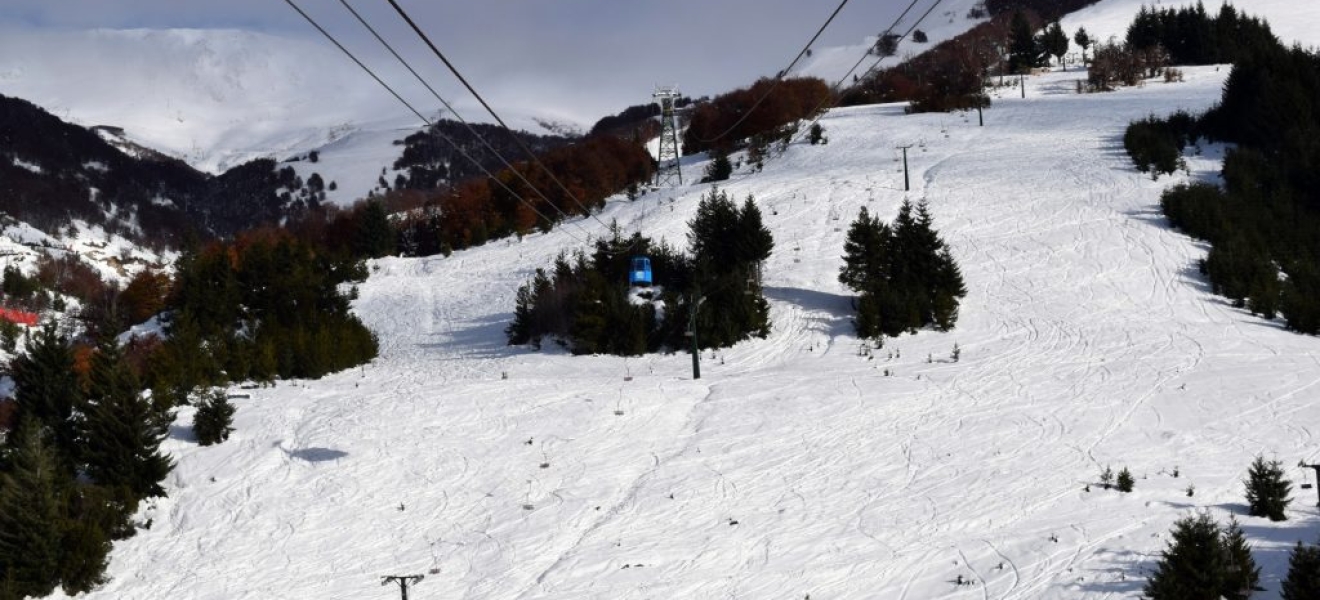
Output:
1100 465 1114 490
1117 467 1135 492
193 388 236 446
1244 455 1292 521
809 123 827 145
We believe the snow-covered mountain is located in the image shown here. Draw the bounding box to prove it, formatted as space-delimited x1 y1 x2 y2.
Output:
0 28 380 173
8 0 1320 597
0 26 585 179
61 48 1320 600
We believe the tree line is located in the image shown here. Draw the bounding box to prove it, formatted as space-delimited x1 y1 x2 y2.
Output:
1089 2 1275 92
388 135 655 254
839 9 1034 112
507 187 773 355
390 120 575 192
143 228 378 405
1127 2 1277 66
0 326 172 598
0 224 376 595
1131 37 1320 333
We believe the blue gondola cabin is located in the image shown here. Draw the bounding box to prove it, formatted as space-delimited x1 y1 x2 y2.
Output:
629 257 653 287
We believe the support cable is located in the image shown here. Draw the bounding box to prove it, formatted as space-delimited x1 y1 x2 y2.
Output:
384 0 625 233
281 0 587 243
790 0 946 145
694 0 853 144
336 0 579 225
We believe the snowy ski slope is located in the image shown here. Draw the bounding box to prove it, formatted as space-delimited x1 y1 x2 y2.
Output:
59 60 1320 599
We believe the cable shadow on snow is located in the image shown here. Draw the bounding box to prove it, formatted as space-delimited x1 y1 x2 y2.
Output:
277 443 349 463
761 286 855 339
1069 548 1151 597
416 311 524 360
168 423 197 443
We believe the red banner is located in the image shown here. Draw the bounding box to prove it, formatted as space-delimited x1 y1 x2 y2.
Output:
0 308 39 327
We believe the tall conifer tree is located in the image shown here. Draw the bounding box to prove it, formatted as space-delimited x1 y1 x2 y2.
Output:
1145 513 1226 599
0 423 65 599
1220 517 1260 600
11 324 81 473
80 341 173 499
1282 540 1320 600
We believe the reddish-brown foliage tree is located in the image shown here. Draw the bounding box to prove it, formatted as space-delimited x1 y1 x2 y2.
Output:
120 270 172 325
683 78 831 155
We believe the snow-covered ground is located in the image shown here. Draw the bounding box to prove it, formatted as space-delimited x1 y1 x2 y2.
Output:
57 62 1320 599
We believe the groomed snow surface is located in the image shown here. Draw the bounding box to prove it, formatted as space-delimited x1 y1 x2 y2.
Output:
61 66 1320 599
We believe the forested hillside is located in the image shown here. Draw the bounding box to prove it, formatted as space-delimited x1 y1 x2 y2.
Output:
0 95 330 242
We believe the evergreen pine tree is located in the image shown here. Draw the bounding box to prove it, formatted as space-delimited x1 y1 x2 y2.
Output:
689 188 741 267
0 423 65 600
193 388 236 446
1244 455 1292 521
809 123 826 145
1145 513 1226 600
1074 27 1093 64
703 151 733 183
839 207 891 293
1281 540 1320 600
1009 11 1043 74
55 483 118 595
568 272 609 355
11 323 82 473
1219 517 1260 599
354 200 395 259
80 341 174 499
506 282 536 346
1041 22 1070 68
932 248 968 331
735 195 774 267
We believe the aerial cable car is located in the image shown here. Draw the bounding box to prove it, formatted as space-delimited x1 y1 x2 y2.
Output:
629 256 653 287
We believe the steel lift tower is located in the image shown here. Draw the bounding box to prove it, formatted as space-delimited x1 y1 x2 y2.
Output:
653 86 683 187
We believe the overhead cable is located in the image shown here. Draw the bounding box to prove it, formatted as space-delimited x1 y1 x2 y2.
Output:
281 0 586 243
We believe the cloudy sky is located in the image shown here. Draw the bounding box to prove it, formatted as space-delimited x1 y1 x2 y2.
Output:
0 0 906 124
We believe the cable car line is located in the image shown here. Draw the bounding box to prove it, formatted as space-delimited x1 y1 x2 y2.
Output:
694 0 853 144
337 0 601 232
833 0 927 98
790 0 946 146
280 0 587 244
384 0 626 237
856 0 948 86
335 0 581 227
